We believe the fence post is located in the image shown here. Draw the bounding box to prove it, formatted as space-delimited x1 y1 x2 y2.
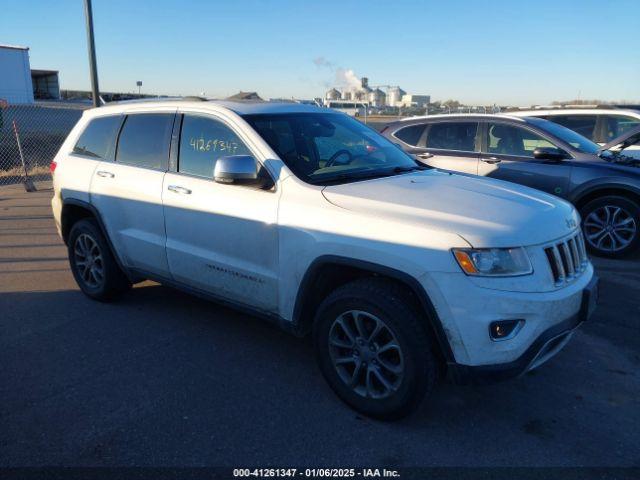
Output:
12 120 36 192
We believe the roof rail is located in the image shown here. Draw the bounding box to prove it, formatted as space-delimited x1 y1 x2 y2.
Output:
106 96 209 105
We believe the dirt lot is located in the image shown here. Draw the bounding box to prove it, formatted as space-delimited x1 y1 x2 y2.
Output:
1 183 638 468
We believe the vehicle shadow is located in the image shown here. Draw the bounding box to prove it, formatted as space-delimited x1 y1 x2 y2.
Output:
2 283 638 467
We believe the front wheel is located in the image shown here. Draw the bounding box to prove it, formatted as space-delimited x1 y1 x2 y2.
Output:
313 278 438 420
580 196 640 258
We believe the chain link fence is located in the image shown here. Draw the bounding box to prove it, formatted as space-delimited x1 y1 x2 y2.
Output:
0 102 89 188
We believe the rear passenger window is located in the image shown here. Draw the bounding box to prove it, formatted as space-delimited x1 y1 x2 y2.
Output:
393 124 426 146
116 114 173 170
546 115 597 140
73 116 121 159
178 115 250 178
426 122 478 152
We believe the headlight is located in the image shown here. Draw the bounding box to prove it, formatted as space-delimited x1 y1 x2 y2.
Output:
452 247 533 276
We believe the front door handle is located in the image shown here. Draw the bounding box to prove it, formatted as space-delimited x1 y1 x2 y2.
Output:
416 152 434 159
168 185 192 195
481 157 501 164
96 170 115 178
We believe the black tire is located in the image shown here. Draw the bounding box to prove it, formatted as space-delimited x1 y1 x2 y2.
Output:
313 278 438 420
67 218 131 301
580 195 640 258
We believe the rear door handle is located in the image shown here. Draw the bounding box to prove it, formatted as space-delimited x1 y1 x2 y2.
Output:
168 185 192 195
96 170 115 178
481 157 501 164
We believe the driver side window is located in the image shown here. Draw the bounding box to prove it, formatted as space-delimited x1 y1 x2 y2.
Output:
487 123 555 158
179 115 251 178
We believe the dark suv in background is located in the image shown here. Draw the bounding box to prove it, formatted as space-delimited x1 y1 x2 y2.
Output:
381 115 640 258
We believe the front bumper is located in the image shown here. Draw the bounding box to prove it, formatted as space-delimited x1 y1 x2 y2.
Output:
448 274 599 384
420 262 597 372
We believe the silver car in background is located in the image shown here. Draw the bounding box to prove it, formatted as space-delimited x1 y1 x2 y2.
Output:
381 114 640 258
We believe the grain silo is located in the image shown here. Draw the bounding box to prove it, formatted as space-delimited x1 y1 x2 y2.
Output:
387 86 406 107
369 88 386 107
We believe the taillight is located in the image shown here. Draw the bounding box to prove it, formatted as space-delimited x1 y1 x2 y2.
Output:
50 160 57 174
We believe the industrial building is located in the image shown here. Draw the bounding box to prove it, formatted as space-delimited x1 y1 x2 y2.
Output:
400 94 430 108
0 44 60 104
324 77 428 108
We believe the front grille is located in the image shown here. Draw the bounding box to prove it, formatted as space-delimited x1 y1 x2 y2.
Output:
544 231 588 286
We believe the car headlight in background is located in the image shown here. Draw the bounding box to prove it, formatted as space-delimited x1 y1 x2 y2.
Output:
452 247 533 276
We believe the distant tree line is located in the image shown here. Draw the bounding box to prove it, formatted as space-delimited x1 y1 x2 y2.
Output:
551 99 638 105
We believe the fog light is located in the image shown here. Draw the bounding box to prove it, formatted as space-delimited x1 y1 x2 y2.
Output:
489 319 524 341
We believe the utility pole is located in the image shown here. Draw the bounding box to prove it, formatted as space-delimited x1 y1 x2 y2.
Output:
83 0 100 107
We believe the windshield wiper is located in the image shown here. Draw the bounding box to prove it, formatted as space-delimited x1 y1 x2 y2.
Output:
599 150 640 166
392 165 428 173
315 165 427 185
598 151 613 162
317 170 397 184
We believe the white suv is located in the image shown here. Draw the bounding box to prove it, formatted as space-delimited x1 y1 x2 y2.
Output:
51 100 598 419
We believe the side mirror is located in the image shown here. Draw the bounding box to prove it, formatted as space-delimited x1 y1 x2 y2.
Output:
214 155 259 184
533 147 569 161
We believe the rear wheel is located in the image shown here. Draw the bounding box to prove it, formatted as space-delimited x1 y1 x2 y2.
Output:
580 196 640 258
68 218 131 301
313 278 438 420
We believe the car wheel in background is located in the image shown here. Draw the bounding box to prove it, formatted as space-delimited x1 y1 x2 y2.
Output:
68 218 131 301
313 278 438 420
580 196 640 258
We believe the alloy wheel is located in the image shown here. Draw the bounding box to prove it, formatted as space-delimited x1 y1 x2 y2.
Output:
328 310 404 399
583 205 637 253
73 233 104 288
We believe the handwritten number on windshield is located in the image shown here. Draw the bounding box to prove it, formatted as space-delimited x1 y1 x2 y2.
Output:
189 136 240 154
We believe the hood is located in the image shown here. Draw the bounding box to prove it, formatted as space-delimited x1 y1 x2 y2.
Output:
322 170 579 248
599 125 640 153
573 155 640 173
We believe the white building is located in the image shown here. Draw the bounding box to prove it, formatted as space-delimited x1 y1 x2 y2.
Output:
0 44 34 104
400 94 430 108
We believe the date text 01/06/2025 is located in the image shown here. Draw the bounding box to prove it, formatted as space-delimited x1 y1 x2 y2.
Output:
232 468 401 478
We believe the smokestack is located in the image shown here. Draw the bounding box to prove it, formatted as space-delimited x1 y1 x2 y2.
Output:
361 77 369 89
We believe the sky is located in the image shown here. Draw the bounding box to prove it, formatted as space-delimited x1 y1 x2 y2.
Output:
1 0 639 106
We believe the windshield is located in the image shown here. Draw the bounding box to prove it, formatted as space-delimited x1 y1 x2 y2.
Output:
243 112 423 185
527 117 600 154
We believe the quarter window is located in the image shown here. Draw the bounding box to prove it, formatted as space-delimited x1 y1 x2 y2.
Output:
178 115 251 178
116 114 173 169
487 123 555 157
73 115 121 160
425 122 478 152
393 124 426 146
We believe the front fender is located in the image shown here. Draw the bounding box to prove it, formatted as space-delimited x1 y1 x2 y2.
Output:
569 177 640 206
